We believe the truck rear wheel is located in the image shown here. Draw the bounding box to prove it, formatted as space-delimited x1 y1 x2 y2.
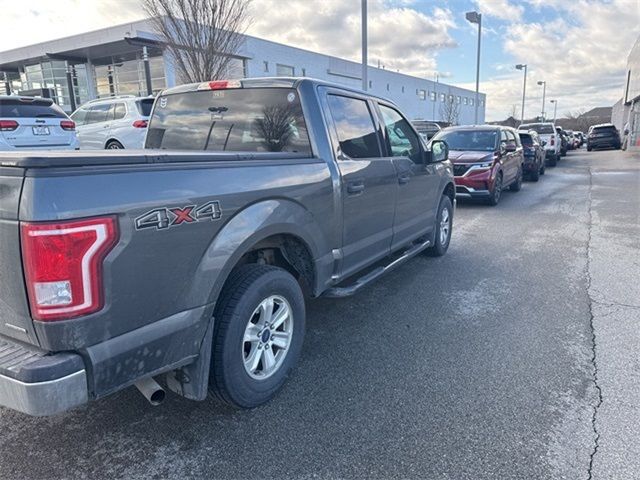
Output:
210 265 306 408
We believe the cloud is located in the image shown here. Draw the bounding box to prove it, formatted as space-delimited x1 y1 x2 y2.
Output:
247 0 457 77
0 0 145 50
479 0 640 120
475 0 524 22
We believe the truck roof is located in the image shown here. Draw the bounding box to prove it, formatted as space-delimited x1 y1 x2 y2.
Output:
161 76 396 104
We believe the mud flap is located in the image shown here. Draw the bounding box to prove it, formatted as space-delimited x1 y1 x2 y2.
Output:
165 314 214 401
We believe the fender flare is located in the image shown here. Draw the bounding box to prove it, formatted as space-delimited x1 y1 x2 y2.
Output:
184 198 329 310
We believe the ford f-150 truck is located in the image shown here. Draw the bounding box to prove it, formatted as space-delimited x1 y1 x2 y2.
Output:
0 78 455 416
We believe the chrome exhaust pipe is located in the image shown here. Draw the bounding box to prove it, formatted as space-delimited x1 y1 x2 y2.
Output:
134 377 166 406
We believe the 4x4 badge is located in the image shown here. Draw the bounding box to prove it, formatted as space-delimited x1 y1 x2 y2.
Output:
135 201 222 231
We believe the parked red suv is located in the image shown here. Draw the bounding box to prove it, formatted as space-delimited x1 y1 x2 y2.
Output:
432 126 524 206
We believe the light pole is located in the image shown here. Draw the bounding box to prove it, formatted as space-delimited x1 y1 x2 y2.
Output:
537 80 546 121
432 72 439 121
361 0 368 91
515 64 527 124
465 10 482 125
549 99 558 124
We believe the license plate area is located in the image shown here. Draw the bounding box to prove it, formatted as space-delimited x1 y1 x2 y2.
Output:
32 126 50 136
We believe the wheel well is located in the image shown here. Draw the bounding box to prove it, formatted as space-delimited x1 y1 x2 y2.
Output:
443 182 455 203
105 139 122 148
235 234 315 295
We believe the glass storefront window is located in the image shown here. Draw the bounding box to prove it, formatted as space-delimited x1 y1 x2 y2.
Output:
93 51 167 98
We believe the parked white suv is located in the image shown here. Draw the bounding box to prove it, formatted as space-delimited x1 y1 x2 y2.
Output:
518 122 561 166
0 96 79 151
71 96 155 150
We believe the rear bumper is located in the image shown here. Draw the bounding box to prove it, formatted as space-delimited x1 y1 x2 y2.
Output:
0 337 87 416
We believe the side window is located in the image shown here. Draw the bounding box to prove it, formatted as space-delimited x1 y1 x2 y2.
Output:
500 130 508 147
86 104 111 124
378 104 422 163
71 107 89 126
506 130 518 147
327 95 381 159
114 103 126 120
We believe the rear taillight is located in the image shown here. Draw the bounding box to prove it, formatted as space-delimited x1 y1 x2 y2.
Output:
197 80 242 91
60 120 75 131
21 216 118 321
550 137 555 146
132 120 148 128
0 120 19 131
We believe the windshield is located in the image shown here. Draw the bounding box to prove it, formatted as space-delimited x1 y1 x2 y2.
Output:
520 123 554 134
433 130 498 151
146 87 312 154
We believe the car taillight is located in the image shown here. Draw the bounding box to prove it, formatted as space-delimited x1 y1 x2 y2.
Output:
0 120 19 131
60 120 75 131
21 216 118 321
132 120 148 128
550 137 555 146
197 80 242 91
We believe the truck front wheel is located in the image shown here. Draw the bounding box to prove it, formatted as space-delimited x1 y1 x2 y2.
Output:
210 265 306 408
427 195 453 257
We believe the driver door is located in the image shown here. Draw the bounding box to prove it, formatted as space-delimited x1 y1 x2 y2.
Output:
376 103 441 251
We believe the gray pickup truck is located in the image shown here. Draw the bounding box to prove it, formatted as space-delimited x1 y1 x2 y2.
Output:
0 78 455 416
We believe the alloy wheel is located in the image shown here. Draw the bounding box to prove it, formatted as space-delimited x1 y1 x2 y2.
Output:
242 295 294 380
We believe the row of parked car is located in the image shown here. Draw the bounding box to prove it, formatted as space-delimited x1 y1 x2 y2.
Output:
420 121 583 206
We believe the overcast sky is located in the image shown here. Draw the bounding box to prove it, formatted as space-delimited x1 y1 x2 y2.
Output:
2 0 639 120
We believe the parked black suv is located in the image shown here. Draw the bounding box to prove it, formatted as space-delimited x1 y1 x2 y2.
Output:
587 124 621 151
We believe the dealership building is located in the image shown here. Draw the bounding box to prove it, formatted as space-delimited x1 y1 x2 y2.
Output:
612 34 640 150
0 19 485 124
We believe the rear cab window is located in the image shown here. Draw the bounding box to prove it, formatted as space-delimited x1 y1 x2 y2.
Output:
520 123 554 135
0 98 66 118
146 88 312 154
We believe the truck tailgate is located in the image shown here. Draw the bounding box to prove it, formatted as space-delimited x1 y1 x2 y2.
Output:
0 167 39 345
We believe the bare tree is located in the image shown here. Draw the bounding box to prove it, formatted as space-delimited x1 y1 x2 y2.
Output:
143 0 250 84
439 95 460 126
508 104 519 120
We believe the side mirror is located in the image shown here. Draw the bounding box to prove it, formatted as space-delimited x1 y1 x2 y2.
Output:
505 143 517 153
426 140 448 163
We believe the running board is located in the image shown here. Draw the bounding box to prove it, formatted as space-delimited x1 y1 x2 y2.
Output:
322 239 431 298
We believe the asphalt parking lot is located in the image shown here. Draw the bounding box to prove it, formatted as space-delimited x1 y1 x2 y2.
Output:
0 148 638 480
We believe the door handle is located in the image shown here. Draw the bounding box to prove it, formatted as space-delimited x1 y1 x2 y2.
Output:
347 181 365 195
398 174 411 185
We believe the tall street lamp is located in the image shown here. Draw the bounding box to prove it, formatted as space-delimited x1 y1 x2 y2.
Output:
515 64 527 124
537 80 546 121
466 10 482 125
549 99 558 123
361 0 368 91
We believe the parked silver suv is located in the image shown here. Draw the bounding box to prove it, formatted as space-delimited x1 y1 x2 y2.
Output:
71 96 155 150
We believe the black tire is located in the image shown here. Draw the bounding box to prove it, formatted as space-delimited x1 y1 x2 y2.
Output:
587 146 592 152
529 165 540 182
487 172 503 206
510 167 523 191
210 264 306 408
547 155 557 167
427 195 453 257
106 140 124 149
